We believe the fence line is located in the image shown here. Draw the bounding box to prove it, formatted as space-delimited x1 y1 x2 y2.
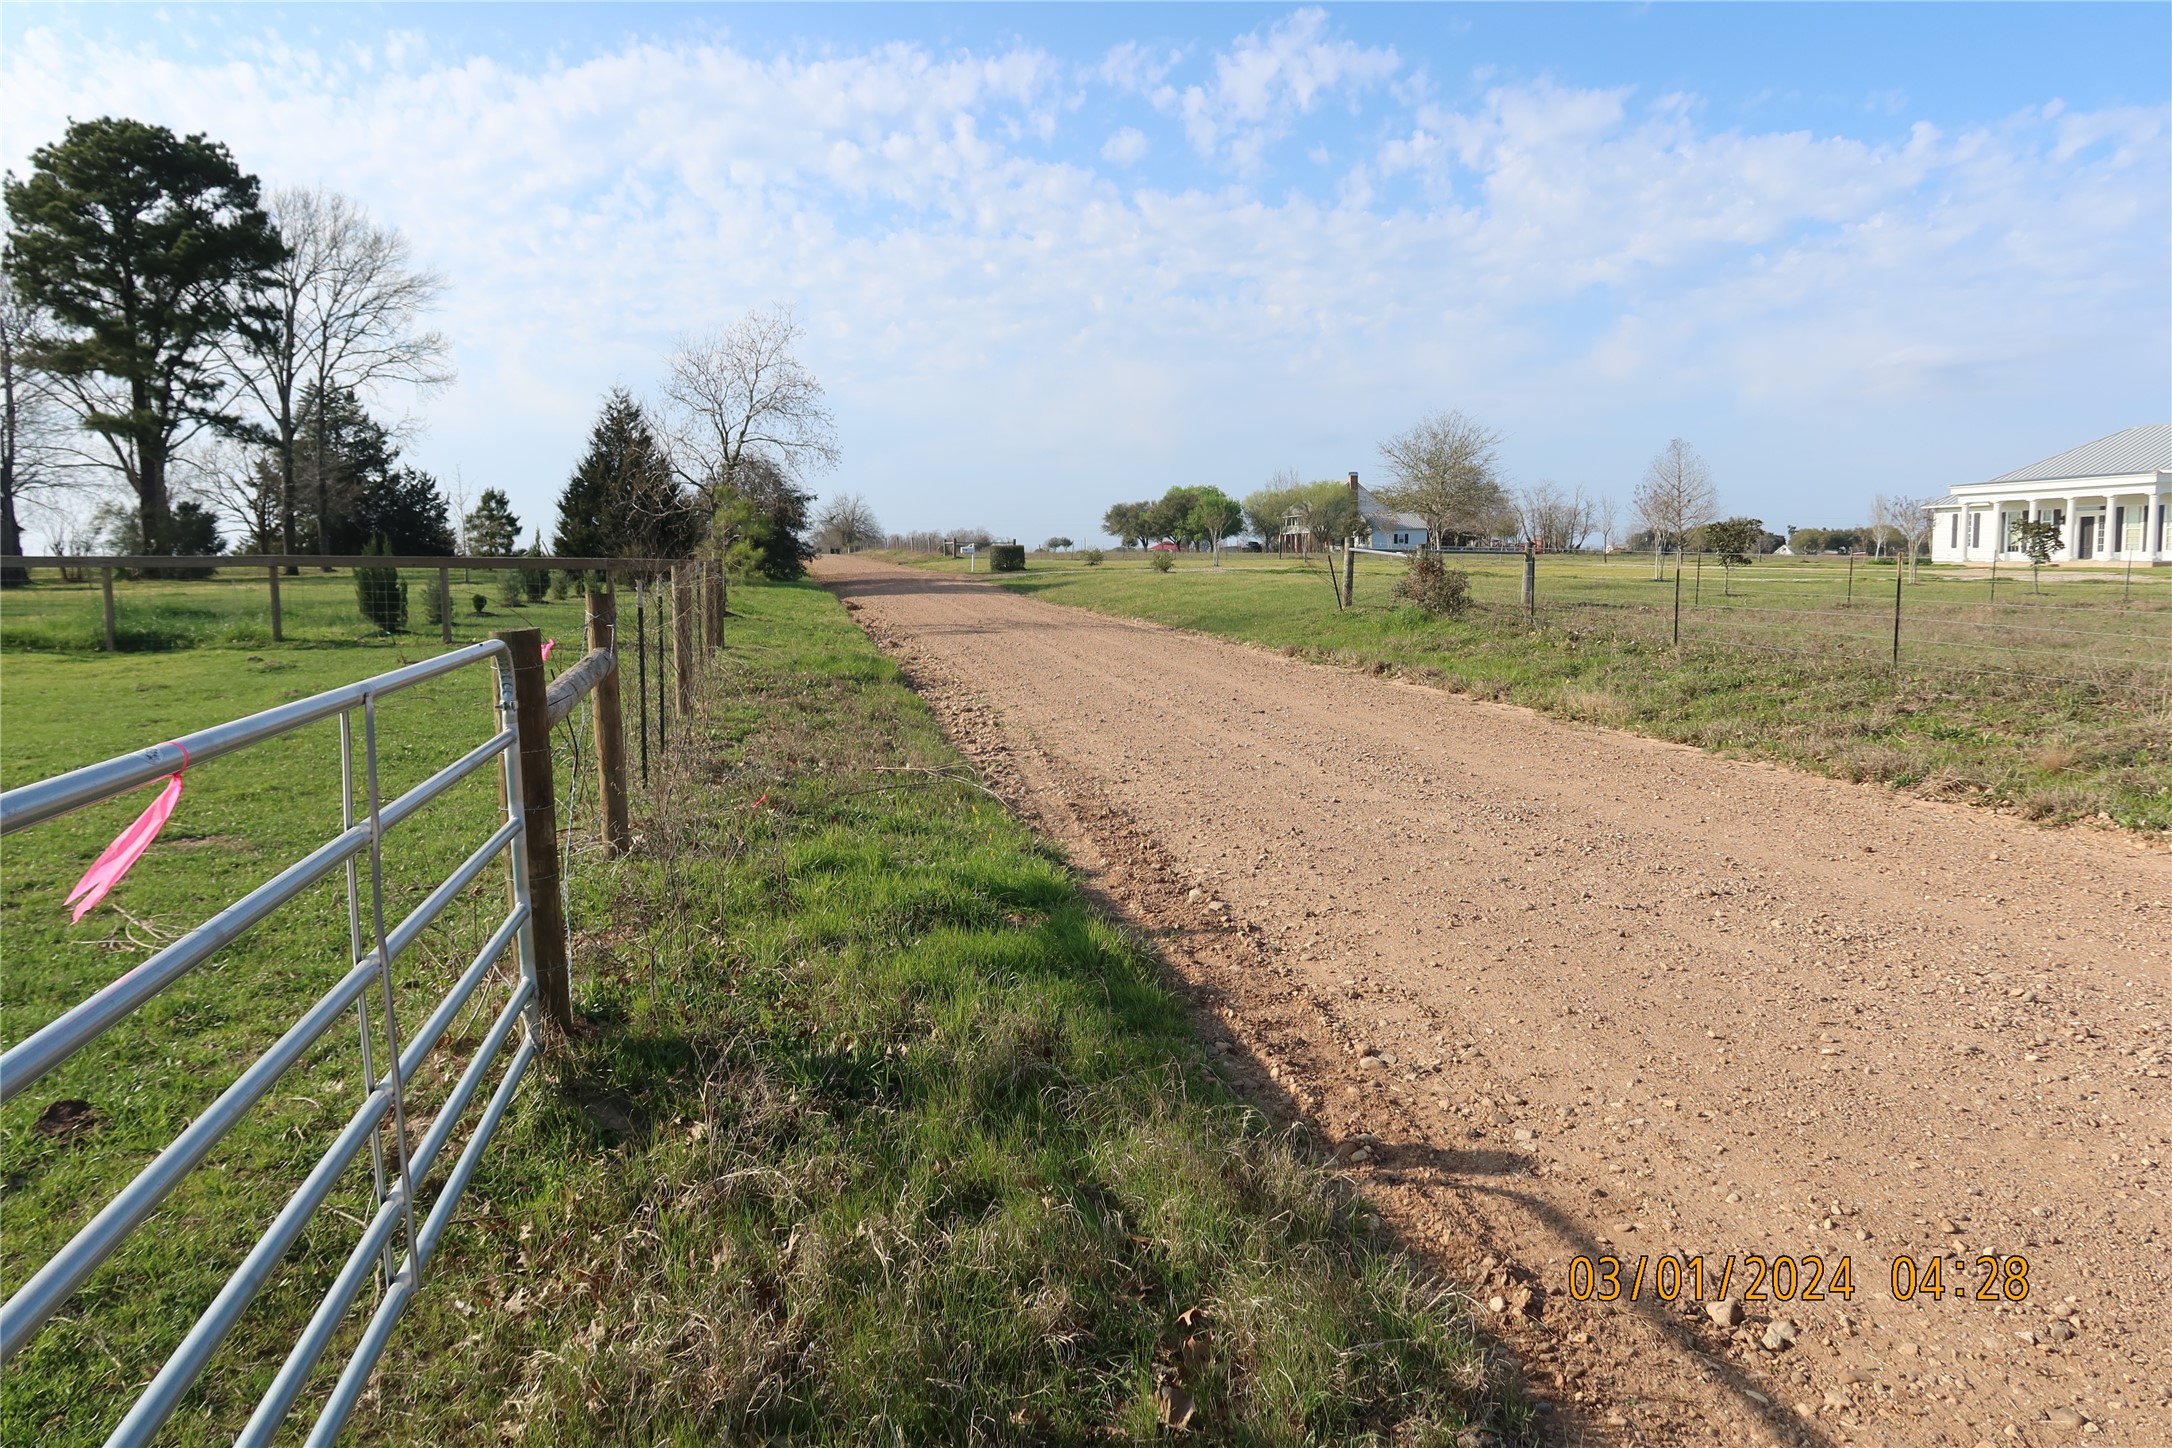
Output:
1412 555 2169 702
0 565 736 1443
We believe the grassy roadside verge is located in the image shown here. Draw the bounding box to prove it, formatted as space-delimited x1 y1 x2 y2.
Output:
881 553 2170 832
362 579 1525 1444
5 578 1522 1444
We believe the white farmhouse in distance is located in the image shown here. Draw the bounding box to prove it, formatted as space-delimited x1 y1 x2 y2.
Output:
1927 426 2170 566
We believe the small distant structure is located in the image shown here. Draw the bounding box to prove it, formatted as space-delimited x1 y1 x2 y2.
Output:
1927 425 2169 565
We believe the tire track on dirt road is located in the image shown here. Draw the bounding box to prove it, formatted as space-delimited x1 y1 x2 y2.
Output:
816 556 2171 1448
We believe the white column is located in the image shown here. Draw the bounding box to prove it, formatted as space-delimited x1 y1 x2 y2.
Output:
2063 496 2078 558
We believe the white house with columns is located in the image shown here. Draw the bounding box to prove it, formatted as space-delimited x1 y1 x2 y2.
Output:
1927 426 2170 566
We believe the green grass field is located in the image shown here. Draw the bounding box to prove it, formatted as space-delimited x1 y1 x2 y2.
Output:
885 549 2172 831
0 566 608 654
2 577 1523 1445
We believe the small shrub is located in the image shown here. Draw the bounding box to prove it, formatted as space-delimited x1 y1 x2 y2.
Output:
549 570 571 601
353 535 408 632
521 559 549 603
1392 554 1472 616
1150 553 1175 573
472 593 489 616
1082 548 1105 566
497 570 523 608
989 544 1026 572
422 576 447 628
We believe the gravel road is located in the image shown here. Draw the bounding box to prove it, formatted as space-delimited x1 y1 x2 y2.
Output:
816 556 2171 1447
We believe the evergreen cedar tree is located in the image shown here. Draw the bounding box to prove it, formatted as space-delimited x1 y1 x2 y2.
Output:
294 384 454 554
3 117 286 553
713 455 816 580
464 488 522 556
554 389 702 561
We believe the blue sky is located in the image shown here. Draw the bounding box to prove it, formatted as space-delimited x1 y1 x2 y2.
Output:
5 3 2167 545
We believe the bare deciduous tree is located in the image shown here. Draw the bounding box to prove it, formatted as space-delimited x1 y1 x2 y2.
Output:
1 278 76 580
234 188 451 559
186 436 281 552
663 304 839 516
814 491 881 552
1876 492 1939 580
1633 438 1718 579
1514 480 1597 552
1375 409 1505 547
1594 494 1621 559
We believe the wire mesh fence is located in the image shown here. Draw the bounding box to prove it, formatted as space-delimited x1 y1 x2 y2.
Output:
1411 551 2172 704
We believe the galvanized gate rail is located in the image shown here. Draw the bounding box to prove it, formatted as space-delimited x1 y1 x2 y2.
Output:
0 638 543 1446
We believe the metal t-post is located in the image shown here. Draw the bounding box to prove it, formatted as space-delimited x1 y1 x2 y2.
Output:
268 567 284 642
1891 558 1904 667
634 580 649 786
1672 567 1682 646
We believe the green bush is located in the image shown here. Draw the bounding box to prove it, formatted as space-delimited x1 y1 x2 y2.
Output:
1082 548 1105 566
989 543 1026 572
422 574 448 628
353 536 408 632
1392 553 1472 616
1150 552 1175 573
497 569 523 608
472 593 489 616
549 570 570 601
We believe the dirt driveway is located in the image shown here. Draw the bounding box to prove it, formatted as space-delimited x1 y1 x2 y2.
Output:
814 556 2170 1448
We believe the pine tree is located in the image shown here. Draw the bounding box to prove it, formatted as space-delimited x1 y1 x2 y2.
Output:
554 390 699 560
464 489 521 555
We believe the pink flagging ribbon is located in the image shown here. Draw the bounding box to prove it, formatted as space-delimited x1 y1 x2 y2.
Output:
65 744 188 923
541 637 558 662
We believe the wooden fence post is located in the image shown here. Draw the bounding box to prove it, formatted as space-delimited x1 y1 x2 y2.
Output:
268 567 284 642
494 626 573 1030
672 562 695 716
706 567 726 652
101 568 117 652
586 589 631 855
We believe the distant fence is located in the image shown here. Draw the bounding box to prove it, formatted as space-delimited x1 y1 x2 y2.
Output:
1464 551 2171 702
1306 547 2172 704
0 572 730 1442
5 552 695 650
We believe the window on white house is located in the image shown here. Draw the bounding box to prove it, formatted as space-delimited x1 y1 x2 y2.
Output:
1968 512 1981 547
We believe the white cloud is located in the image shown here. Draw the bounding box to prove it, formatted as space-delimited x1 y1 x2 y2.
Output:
1156 8 1399 171
1101 126 1148 165
2 13 2163 542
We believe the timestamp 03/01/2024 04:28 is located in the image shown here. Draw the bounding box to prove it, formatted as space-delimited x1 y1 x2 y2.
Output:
1564 1253 2031 1305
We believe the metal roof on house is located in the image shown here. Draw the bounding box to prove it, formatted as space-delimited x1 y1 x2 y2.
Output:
1354 486 1426 531
1985 425 2172 484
